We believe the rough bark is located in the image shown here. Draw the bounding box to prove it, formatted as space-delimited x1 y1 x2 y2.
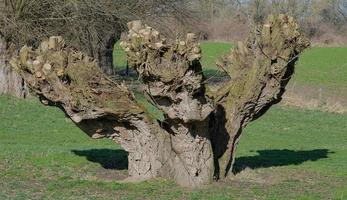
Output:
210 15 310 179
10 15 309 187
120 21 215 185
10 35 214 187
97 35 117 76
0 37 28 98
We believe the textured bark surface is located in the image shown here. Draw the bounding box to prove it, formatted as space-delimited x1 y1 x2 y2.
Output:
11 15 309 187
0 37 28 98
96 35 117 76
10 35 214 187
120 21 215 186
210 15 310 178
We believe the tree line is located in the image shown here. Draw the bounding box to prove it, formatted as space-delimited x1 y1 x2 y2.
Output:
189 0 347 43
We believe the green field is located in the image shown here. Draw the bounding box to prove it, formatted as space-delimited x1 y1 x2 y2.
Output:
295 47 347 87
1 95 346 199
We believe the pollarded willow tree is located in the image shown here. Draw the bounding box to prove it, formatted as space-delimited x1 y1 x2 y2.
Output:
10 15 309 187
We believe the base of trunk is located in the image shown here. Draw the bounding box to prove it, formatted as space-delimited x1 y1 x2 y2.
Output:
117 119 214 188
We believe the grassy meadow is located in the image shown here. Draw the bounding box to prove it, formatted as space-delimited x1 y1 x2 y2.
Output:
295 47 347 88
0 41 346 199
1 95 346 199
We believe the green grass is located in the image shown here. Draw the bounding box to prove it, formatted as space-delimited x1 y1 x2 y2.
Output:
295 47 347 87
113 41 128 70
1 95 346 199
200 42 233 69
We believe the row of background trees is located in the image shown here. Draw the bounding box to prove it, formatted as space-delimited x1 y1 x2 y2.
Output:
191 0 347 44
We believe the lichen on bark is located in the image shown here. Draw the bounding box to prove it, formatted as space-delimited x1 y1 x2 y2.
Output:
11 15 309 187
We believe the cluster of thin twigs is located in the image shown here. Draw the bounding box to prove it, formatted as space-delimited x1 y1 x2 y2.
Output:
0 0 194 57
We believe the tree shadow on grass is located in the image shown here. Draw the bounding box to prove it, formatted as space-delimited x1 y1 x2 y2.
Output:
71 149 128 170
233 149 333 174
72 148 333 174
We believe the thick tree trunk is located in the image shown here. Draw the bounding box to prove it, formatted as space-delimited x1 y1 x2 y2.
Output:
10 15 309 187
97 35 117 76
121 119 213 187
0 37 28 98
10 36 214 187
120 21 215 185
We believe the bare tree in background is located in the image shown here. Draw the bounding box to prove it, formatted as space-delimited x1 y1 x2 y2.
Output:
189 0 347 43
0 0 194 96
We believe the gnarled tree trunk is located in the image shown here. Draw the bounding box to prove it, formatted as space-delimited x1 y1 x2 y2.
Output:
211 15 310 178
97 34 117 76
0 37 28 98
11 15 309 187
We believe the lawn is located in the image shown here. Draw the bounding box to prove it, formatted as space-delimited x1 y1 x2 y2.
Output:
295 47 347 87
0 95 346 199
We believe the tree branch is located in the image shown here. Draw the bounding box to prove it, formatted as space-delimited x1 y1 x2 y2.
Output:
120 21 214 123
211 15 310 178
10 36 145 136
